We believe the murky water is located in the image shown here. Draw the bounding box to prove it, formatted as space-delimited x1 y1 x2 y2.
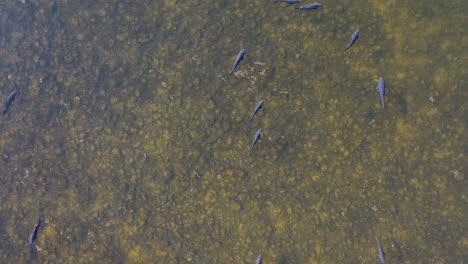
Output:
0 0 466 263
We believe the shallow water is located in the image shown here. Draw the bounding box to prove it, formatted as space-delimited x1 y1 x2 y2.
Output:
0 0 466 263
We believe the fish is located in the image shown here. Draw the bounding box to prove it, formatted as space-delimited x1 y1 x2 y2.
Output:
29 217 43 245
375 237 385 264
3 90 17 116
250 128 262 154
274 0 300 4
376 77 385 108
256 254 263 264
230 49 245 75
296 3 322 10
344 29 360 52
248 100 264 123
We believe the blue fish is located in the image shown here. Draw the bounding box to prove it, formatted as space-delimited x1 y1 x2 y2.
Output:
274 0 300 4
248 100 264 123
376 77 385 108
375 237 385 264
230 49 245 75
250 128 262 154
3 90 17 116
256 254 263 264
296 3 321 10
29 217 43 245
344 29 360 52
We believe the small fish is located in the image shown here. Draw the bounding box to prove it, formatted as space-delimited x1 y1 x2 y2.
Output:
29 217 43 245
256 254 263 264
274 0 300 4
376 77 385 108
248 100 264 123
344 29 360 52
296 3 322 10
230 49 245 75
3 90 17 116
375 237 385 264
250 128 262 154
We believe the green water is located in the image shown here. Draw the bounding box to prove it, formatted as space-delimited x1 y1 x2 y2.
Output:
0 0 466 263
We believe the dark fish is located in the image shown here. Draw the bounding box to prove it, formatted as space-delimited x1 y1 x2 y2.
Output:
376 77 385 108
344 29 360 52
250 128 262 154
29 217 43 245
375 237 385 264
256 254 263 264
230 49 245 75
296 3 322 10
248 100 264 123
3 90 17 116
274 0 300 4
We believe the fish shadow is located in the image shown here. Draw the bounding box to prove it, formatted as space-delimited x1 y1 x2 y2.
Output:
277 255 291 264
394 92 408 116
29 245 38 260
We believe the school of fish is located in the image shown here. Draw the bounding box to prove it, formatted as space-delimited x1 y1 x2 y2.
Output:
229 2 389 262
1 1 392 262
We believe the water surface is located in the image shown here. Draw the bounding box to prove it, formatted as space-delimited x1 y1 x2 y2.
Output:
0 0 466 263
